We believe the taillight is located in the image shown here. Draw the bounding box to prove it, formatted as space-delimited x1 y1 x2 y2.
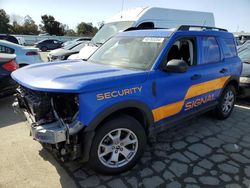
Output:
2 60 19 72
26 51 38 56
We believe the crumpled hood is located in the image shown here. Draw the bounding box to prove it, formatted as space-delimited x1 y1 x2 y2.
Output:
11 60 148 93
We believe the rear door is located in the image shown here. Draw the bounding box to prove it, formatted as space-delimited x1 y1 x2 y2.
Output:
195 36 231 102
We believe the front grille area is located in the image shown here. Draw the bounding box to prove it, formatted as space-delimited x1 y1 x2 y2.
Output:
16 86 55 124
16 85 79 125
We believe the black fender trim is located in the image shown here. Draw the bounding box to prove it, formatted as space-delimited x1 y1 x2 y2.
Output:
222 76 240 93
84 100 154 132
80 100 154 162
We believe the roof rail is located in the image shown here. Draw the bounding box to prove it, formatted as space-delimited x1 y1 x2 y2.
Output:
178 25 228 32
124 27 166 32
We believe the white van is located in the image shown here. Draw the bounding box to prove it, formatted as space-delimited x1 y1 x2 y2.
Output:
68 7 215 60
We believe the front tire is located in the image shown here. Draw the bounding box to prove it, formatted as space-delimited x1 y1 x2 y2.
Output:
89 115 147 174
214 85 236 120
41 46 48 52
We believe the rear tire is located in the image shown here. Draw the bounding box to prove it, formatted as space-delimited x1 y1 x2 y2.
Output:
214 85 236 120
89 115 147 175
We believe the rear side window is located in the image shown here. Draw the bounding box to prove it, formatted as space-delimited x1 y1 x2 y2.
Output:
220 38 237 58
200 37 220 64
0 45 15 54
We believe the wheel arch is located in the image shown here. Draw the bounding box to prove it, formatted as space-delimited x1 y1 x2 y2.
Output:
80 100 154 162
223 76 239 93
84 100 154 134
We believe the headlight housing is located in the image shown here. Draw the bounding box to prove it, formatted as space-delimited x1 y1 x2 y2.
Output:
59 56 65 60
240 77 250 84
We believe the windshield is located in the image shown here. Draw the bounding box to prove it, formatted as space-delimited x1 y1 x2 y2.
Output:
89 36 166 70
239 47 250 63
71 42 86 51
62 42 81 50
92 21 134 45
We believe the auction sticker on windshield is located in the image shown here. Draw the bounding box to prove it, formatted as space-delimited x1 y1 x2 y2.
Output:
142 37 164 43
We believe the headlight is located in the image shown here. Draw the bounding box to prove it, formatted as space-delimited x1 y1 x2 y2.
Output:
60 56 65 60
240 77 250 84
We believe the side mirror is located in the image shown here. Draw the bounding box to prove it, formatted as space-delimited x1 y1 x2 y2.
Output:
163 59 188 73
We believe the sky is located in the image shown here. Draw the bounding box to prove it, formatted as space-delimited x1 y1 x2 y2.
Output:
1 0 250 32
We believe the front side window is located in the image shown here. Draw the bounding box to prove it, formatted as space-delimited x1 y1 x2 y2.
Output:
166 38 196 66
201 37 220 64
0 45 15 54
89 36 166 70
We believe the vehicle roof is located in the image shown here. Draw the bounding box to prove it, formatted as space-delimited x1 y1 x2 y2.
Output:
39 39 59 42
0 39 23 48
109 7 214 25
0 40 38 51
117 28 233 38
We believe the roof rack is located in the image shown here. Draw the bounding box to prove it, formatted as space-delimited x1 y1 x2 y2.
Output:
178 25 228 32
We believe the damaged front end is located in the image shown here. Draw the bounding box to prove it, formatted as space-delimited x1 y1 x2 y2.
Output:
13 85 84 161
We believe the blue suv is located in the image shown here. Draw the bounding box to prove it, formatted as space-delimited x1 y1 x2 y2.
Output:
12 25 242 174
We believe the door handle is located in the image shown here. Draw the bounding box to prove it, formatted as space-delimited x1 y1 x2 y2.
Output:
220 68 228 74
191 74 202 80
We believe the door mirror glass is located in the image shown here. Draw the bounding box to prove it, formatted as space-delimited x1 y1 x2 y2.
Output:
163 59 188 73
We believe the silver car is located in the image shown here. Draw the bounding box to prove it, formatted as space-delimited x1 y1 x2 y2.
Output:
0 40 43 67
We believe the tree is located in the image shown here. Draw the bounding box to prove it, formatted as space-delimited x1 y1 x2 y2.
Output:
22 15 39 34
10 15 39 35
40 15 65 36
77 22 98 36
0 9 11 33
10 21 23 34
65 29 77 36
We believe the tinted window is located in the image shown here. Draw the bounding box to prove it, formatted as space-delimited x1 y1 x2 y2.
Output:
45 40 52 44
221 38 237 58
0 45 15 54
201 37 220 64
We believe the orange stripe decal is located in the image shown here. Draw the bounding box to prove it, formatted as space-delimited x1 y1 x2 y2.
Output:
152 76 230 122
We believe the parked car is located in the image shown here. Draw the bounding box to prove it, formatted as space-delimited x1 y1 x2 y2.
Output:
68 6 215 60
0 34 19 44
236 34 250 45
238 45 250 98
35 39 63 51
16 36 26 45
62 37 91 47
38 33 50 36
0 53 18 97
237 40 250 52
12 25 241 174
0 40 43 67
47 42 86 61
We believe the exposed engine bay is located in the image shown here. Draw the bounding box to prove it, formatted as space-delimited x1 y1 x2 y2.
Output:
16 85 79 125
14 85 82 161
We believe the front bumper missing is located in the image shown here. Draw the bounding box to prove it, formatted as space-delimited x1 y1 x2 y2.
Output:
13 101 83 144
